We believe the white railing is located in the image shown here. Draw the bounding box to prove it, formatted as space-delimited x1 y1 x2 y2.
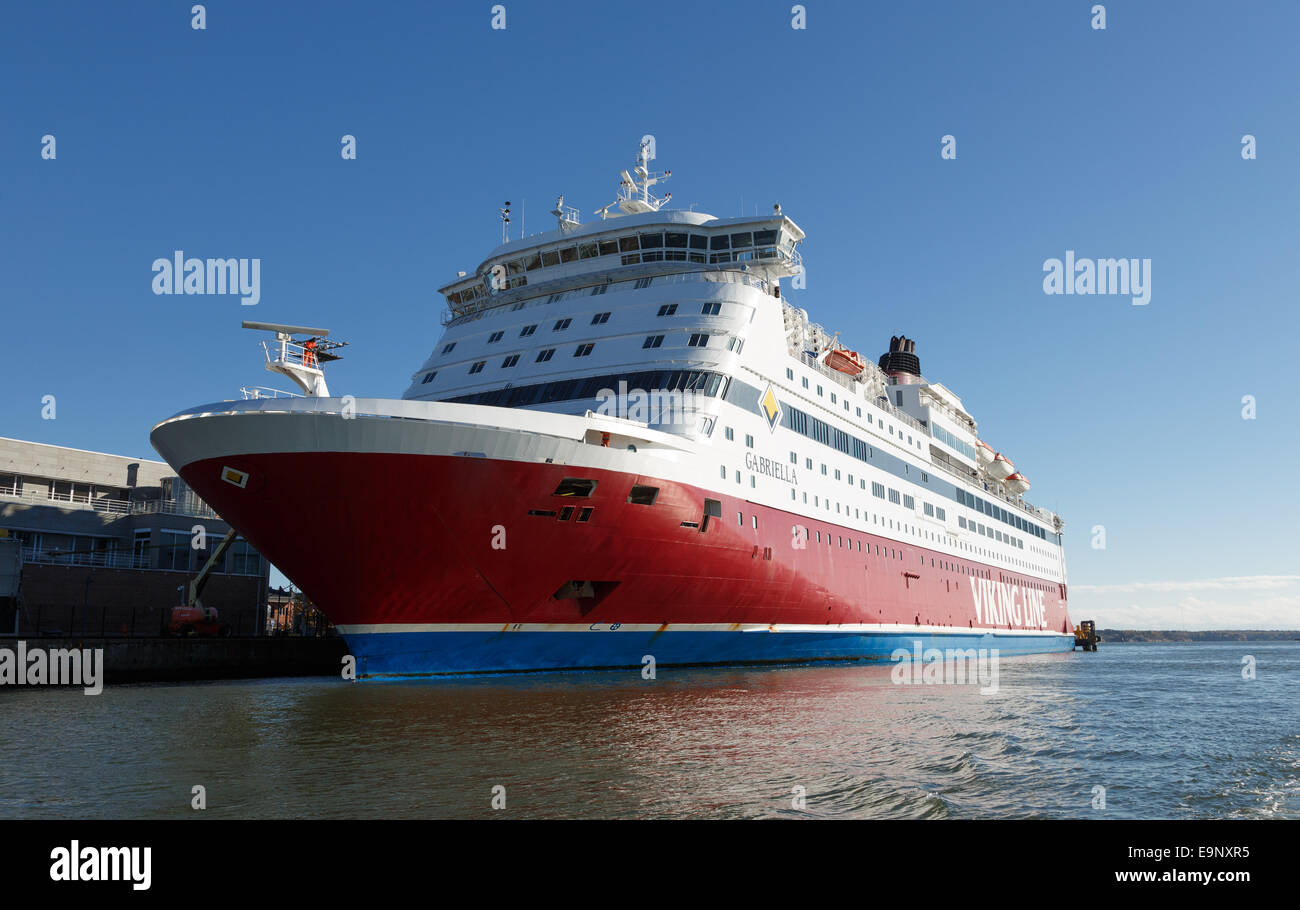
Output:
927 453 1055 524
0 488 219 520
0 488 130 515
443 267 775 328
261 338 324 370
241 385 303 400
20 547 150 569
131 498 221 520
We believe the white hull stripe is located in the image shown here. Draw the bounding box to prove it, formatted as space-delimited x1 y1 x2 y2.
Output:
337 622 1071 638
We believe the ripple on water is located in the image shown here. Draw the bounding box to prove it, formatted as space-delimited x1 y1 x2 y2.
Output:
2 643 1297 818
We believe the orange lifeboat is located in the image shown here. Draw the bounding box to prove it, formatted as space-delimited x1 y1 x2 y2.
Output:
824 348 865 376
1005 473 1030 495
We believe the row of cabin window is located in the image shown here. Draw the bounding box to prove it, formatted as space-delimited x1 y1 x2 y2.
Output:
958 515 1026 550
783 367 926 454
437 301 724 356
441 331 722 379
782 400 1045 540
722 460 1047 576
442 369 729 409
458 229 783 296
465 343 593 373
930 423 978 462
954 487 1048 540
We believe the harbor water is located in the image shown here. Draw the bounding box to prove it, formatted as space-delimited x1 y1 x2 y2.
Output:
2 642 1295 819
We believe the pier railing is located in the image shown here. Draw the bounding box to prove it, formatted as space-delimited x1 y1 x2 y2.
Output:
0 488 221 521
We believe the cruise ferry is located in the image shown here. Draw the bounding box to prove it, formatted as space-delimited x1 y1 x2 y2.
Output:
150 138 1075 676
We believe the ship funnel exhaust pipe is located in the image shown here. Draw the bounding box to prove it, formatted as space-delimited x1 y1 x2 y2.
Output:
878 335 922 382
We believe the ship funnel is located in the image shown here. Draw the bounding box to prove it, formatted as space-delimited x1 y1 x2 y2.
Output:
878 335 922 381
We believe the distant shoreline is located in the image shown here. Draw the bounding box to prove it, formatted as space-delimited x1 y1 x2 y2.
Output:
1098 630 1300 642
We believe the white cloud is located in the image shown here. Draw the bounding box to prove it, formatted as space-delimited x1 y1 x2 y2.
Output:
1072 575 1300 595
1071 581 1300 630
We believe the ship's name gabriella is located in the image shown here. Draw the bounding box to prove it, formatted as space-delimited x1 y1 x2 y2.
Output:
744 451 798 486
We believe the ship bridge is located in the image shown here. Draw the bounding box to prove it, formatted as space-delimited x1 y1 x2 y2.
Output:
406 139 805 440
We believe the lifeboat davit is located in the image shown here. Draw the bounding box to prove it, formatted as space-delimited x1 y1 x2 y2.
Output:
988 453 1015 481
975 440 995 467
1005 472 1030 495
824 348 865 376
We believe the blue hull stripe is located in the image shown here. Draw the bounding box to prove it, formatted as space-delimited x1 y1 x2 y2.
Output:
345 630 1075 677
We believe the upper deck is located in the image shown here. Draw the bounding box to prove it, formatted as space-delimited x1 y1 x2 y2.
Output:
439 209 805 322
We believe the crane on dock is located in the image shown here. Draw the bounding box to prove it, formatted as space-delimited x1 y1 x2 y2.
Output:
168 528 239 637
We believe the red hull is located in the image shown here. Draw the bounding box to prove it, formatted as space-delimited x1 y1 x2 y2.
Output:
178 453 1071 634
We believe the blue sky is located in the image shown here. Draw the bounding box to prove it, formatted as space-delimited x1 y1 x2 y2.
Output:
3 1 1298 628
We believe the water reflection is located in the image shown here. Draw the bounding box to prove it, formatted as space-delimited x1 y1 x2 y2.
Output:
1 644 1294 819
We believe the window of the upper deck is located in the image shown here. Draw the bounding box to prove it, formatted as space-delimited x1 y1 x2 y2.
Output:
640 231 665 262
618 234 640 264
